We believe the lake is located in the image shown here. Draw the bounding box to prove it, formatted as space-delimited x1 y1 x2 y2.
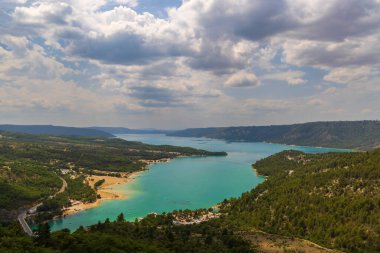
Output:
49 134 347 231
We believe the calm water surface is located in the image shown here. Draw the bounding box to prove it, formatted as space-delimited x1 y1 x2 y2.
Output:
49 134 347 231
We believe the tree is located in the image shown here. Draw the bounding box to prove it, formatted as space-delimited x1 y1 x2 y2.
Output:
36 222 50 246
117 213 125 223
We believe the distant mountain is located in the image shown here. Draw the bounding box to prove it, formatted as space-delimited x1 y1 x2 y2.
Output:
92 127 172 135
0 125 113 137
168 121 380 150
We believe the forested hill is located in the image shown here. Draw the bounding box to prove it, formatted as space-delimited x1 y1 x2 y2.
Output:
91 127 171 135
0 125 113 137
223 149 380 252
168 121 380 150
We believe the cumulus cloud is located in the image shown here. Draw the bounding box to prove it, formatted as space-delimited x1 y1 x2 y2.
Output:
1 0 380 126
192 0 296 41
324 66 376 84
8 0 380 72
288 0 380 41
5 0 380 66
60 6 194 65
0 35 74 81
282 37 380 68
225 71 260 87
13 2 73 26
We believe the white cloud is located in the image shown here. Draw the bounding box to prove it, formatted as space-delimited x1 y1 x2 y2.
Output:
324 66 377 84
287 0 380 41
0 35 74 81
282 37 380 69
307 98 325 106
1 0 380 127
225 71 260 87
261 70 307 85
114 0 138 8
13 2 73 25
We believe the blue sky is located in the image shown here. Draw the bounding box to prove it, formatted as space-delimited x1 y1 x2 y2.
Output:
1 0 380 128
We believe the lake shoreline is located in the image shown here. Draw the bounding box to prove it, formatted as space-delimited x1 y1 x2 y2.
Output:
61 158 177 218
49 134 341 232
61 170 146 217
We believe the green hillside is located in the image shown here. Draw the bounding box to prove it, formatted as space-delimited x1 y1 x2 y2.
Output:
0 215 253 253
223 150 380 252
91 127 171 135
168 121 380 150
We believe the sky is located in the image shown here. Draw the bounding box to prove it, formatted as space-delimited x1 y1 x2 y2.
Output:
1 0 380 129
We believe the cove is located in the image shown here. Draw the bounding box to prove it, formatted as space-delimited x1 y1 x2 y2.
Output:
49 134 348 232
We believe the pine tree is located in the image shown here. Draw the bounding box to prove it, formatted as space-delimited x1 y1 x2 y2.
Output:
36 223 50 246
117 213 125 223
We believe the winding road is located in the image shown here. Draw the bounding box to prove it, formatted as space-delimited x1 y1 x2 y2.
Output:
18 176 67 236
17 211 34 236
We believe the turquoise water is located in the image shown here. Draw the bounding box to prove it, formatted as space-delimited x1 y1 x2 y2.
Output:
49 134 348 232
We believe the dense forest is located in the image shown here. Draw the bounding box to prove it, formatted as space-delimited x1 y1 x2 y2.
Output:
0 213 254 253
223 150 380 252
168 120 380 150
0 158 61 211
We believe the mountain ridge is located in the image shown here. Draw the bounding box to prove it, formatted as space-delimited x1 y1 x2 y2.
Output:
0 125 113 137
168 120 380 150
91 127 172 135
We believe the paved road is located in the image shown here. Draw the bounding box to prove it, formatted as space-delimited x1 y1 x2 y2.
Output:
18 176 67 236
17 211 34 236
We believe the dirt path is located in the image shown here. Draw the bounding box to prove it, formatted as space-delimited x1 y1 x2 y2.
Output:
55 176 67 195
239 229 342 253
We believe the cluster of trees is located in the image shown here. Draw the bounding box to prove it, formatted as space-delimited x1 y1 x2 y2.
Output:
94 179 105 190
0 158 61 210
35 175 97 223
0 223 49 252
0 213 254 253
64 175 97 203
223 150 380 252
252 150 304 176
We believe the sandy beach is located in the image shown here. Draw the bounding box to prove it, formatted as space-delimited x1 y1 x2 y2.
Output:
63 170 145 216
